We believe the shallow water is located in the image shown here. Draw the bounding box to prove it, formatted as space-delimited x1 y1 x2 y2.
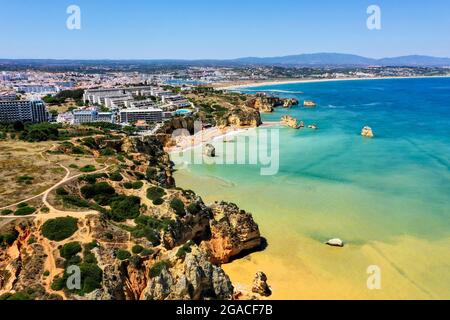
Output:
174 77 450 299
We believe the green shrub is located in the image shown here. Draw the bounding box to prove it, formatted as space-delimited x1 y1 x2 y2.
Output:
149 261 169 278
16 176 34 183
81 182 115 199
0 292 33 300
176 241 194 258
17 202 29 208
146 167 157 180
146 187 166 201
170 198 185 217
41 206 50 213
56 187 69 196
60 242 82 259
42 217 78 241
140 248 154 257
59 242 82 259
100 148 115 156
131 244 144 254
43 270 50 277
109 196 141 221
28 236 36 245
132 181 143 189
1 209 13 216
186 203 201 215
0 229 19 246
78 173 108 184
51 277 65 291
83 252 97 264
116 249 131 261
14 206 36 216
80 165 96 173
61 195 91 208
79 262 103 294
153 198 164 206
109 171 123 182
123 182 133 189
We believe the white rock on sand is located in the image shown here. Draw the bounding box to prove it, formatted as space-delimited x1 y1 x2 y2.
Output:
326 238 344 247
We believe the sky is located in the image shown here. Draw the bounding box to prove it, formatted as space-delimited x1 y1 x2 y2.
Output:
1 0 450 60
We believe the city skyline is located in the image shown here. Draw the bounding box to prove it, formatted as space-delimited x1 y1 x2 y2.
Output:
1 0 450 60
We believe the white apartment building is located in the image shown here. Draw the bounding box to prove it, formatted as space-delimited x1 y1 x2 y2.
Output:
119 108 163 124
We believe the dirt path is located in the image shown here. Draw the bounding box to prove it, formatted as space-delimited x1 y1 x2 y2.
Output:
0 164 111 217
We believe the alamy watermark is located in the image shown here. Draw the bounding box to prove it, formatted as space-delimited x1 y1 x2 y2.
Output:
367 5 381 30
66 5 81 30
170 121 280 176
367 265 382 290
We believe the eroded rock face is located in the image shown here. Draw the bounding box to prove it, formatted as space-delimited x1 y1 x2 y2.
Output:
201 202 262 264
217 107 262 128
143 247 233 300
252 272 272 297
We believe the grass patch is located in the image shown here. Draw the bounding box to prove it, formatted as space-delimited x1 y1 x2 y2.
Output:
149 260 169 278
146 187 166 201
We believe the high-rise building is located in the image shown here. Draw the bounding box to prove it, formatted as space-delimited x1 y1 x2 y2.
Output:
0 100 48 123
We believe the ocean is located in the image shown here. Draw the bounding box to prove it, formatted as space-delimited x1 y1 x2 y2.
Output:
173 77 450 299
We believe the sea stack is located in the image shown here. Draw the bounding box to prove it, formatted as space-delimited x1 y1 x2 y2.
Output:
326 238 344 247
303 100 317 108
281 115 301 129
252 272 272 297
204 144 216 157
361 126 374 138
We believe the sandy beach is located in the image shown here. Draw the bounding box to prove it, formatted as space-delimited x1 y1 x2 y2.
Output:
166 122 280 153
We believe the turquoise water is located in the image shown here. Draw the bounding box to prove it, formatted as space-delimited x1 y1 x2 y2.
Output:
174 77 450 299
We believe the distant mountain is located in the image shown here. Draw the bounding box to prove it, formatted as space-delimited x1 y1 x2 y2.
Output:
1 53 450 68
230 53 450 67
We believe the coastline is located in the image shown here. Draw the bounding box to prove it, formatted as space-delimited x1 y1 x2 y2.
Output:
166 122 280 154
216 75 450 90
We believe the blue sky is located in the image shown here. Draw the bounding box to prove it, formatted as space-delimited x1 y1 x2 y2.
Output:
1 0 449 59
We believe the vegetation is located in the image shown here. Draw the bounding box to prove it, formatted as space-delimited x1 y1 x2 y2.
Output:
149 260 169 278
79 165 96 173
16 175 34 184
186 202 201 215
14 205 36 216
0 229 19 246
152 198 164 206
108 171 123 182
1 209 13 216
60 242 82 259
116 249 131 261
131 244 144 254
56 187 69 196
43 89 84 105
42 217 78 241
109 195 141 221
170 198 186 217
0 292 34 300
78 173 108 184
61 195 91 208
81 182 115 199
176 241 194 258
146 187 166 201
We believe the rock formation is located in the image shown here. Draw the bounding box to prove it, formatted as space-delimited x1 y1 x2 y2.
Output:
252 272 272 297
361 126 374 138
204 144 216 157
200 202 262 264
218 107 262 128
326 238 344 247
281 116 301 129
303 100 317 108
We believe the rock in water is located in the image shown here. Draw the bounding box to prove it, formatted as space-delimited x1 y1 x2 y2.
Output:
204 144 216 157
252 272 272 297
361 126 374 138
326 238 344 247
